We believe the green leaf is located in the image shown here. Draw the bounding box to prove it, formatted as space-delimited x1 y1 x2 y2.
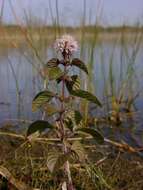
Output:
54 154 69 171
71 58 88 74
65 75 101 107
71 76 80 91
71 141 86 161
64 110 82 130
27 120 54 136
32 91 55 112
48 67 63 80
76 128 104 144
64 110 76 130
74 110 82 125
71 89 102 107
65 75 80 92
64 118 73 131
47 151 73 173
47 151 59 173
46 58 59 68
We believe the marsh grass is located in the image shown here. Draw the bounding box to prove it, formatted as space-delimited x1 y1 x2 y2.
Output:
0 2 143 190
0 133 143 190
0 0 142 143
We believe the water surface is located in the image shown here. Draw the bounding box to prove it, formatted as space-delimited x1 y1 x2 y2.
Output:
0 33 143 132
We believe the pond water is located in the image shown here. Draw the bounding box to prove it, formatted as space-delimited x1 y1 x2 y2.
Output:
0 34 143 142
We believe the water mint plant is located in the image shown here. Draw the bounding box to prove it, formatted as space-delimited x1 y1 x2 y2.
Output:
27 34 104 190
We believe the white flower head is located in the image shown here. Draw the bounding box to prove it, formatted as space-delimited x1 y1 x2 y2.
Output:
54 34 78 55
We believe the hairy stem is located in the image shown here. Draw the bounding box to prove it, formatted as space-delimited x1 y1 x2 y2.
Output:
60 53 74 190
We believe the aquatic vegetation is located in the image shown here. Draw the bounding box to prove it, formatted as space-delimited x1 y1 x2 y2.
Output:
0 2 143 189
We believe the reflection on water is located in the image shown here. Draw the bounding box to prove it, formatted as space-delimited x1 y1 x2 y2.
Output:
0 35 143 127
0 48 42 122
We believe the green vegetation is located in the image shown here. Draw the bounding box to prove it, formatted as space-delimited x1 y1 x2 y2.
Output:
26 35 104 190
0 3 143 189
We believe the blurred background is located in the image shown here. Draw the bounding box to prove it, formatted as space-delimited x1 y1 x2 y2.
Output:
0 0 143 138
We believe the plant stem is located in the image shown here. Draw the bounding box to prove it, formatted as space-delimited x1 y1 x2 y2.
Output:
60 53 74 190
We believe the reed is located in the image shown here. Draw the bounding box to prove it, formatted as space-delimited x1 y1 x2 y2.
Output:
0 1 143 189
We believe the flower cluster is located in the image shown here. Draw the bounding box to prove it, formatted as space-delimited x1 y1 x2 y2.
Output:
54 34 78 55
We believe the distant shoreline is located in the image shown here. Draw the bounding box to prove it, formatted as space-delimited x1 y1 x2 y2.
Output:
0 24 143 32
0 25 142 46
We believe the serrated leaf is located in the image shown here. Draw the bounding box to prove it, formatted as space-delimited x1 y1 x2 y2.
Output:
65 75 80 91
71 141 86 161
54 154 69 172
27 120 54 136
64 110 82 130
46 58 59 68
47 152 59 173
65 75 101 107
64 118 73 131
71 58 88 74
76 128 104 144
64 110 76 131
47 151 73 173
71 89 102 107
74 110 82 125
48 67 63 80
32 91 55 112
72 77 80 91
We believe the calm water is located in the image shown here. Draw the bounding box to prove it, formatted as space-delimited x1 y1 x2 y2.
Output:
0 35 143 131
